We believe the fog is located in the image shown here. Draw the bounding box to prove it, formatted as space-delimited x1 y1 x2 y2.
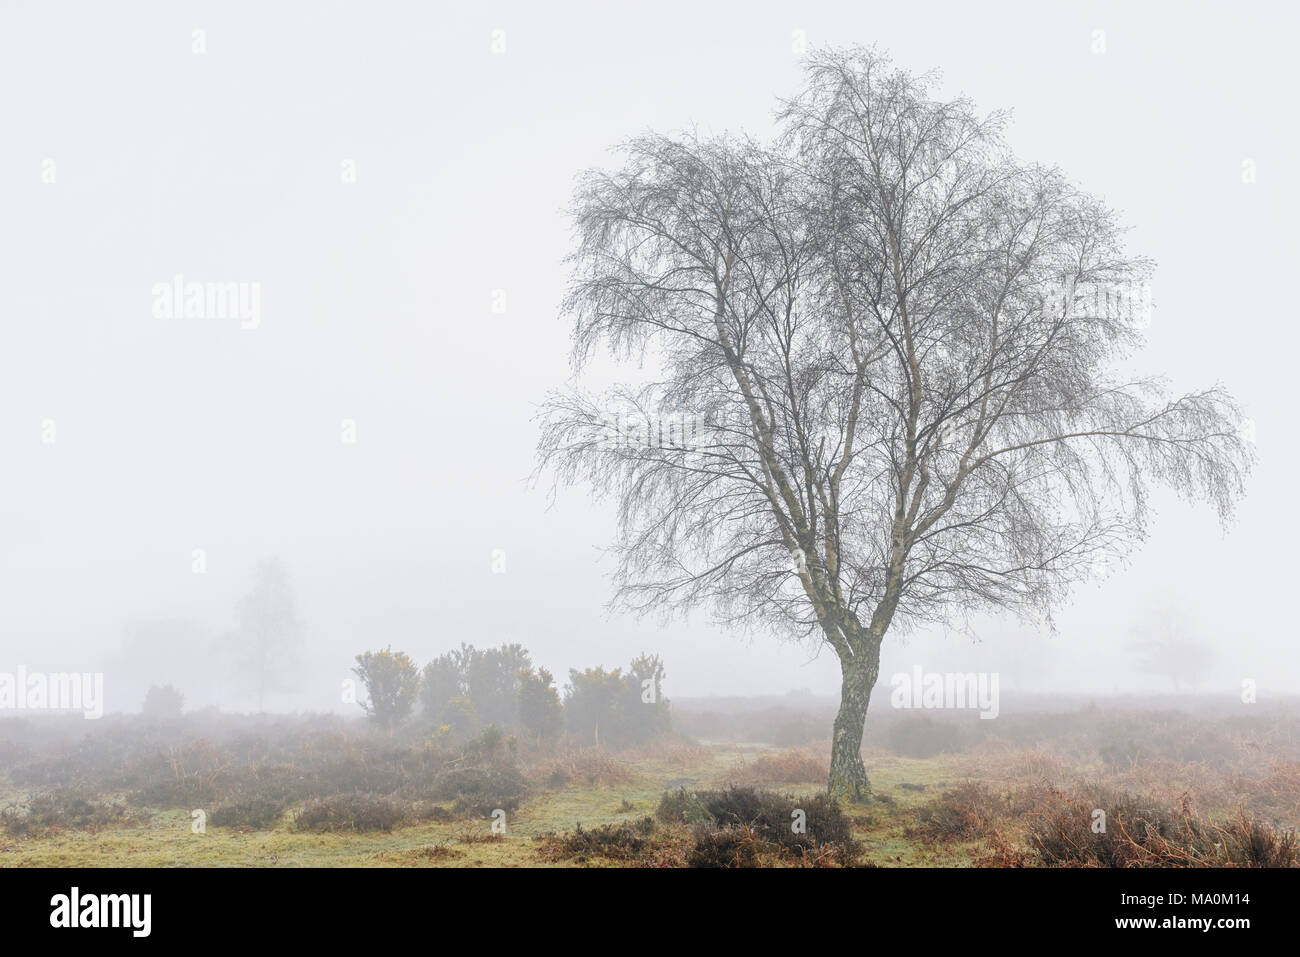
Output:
2 0 1297 715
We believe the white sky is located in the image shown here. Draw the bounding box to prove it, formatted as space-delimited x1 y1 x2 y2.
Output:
1 1 1296 711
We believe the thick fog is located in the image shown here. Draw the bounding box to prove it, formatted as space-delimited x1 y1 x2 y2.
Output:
2 1 1296 714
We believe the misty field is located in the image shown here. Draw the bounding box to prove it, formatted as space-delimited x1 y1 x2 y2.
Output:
2 699 1297 868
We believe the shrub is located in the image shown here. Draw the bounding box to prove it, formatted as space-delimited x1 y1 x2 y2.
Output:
534 749 636 788
541 818 656 862
436 696 480 740
656 787 714 825
564 654 671 749
518 667 564 740
908 782 1002 842
1029 788 1299 867
420 647 471 722
466 644 532 729
209 796 286 829
293 793 407 832
1 789 146 837
421 644 533 734
688 827 761 867
142 684 184 719
353 647 421 729
431 765 528 816
694 786 858 861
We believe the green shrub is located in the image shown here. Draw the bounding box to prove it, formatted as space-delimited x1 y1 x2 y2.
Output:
564 654 671 749
353 647 421 729
519 667 564 740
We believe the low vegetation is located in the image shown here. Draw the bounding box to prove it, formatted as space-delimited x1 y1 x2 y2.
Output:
1 699 1297 867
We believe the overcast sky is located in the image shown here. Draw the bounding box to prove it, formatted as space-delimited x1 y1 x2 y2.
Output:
1 1 1296 712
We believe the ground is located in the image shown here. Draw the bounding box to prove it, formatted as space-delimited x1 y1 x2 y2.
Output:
0 746 969 866
3 702 1297 867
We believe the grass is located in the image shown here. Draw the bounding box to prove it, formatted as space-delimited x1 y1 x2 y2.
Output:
4 705 1298 867
0 745 738 868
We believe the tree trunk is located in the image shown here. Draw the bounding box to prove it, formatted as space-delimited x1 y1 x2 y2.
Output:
828 646 880 803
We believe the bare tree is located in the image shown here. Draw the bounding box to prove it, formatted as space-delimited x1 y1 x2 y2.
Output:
1129 590 1214 693
235 557 302 713
537 46 1252 800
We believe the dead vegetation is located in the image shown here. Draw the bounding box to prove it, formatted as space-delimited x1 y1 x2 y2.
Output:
2 702 1298 867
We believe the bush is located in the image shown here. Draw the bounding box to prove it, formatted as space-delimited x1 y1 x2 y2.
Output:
353 647 421 729
688 827 761 867
1029 788 1299 867
1 789 146 837
142 684 184 719
421 644 533 735
466 644 532 729
435 695 480 740
536 749 637 789
678 786 859 864
908 782 1002 842
564 654 671 749
293 793 408 833
209 797 287 829
541 818 656 862
420 647 471 722
656 787 714 825
431 765 528 816
518 667 564 740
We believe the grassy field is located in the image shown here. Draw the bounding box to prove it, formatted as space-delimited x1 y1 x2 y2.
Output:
0 745 973 867
3 702 1298 867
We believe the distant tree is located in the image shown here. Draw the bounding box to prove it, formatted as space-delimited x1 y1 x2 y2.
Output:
563 655 671 748
628 653 672 738
564 667 627 747
234 558 302 712
353 647 420 729
1129 592 1215 692
141 683 184 719
419 643 531 731
420 645 472 719
518 666 564 740
466 643 531 729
